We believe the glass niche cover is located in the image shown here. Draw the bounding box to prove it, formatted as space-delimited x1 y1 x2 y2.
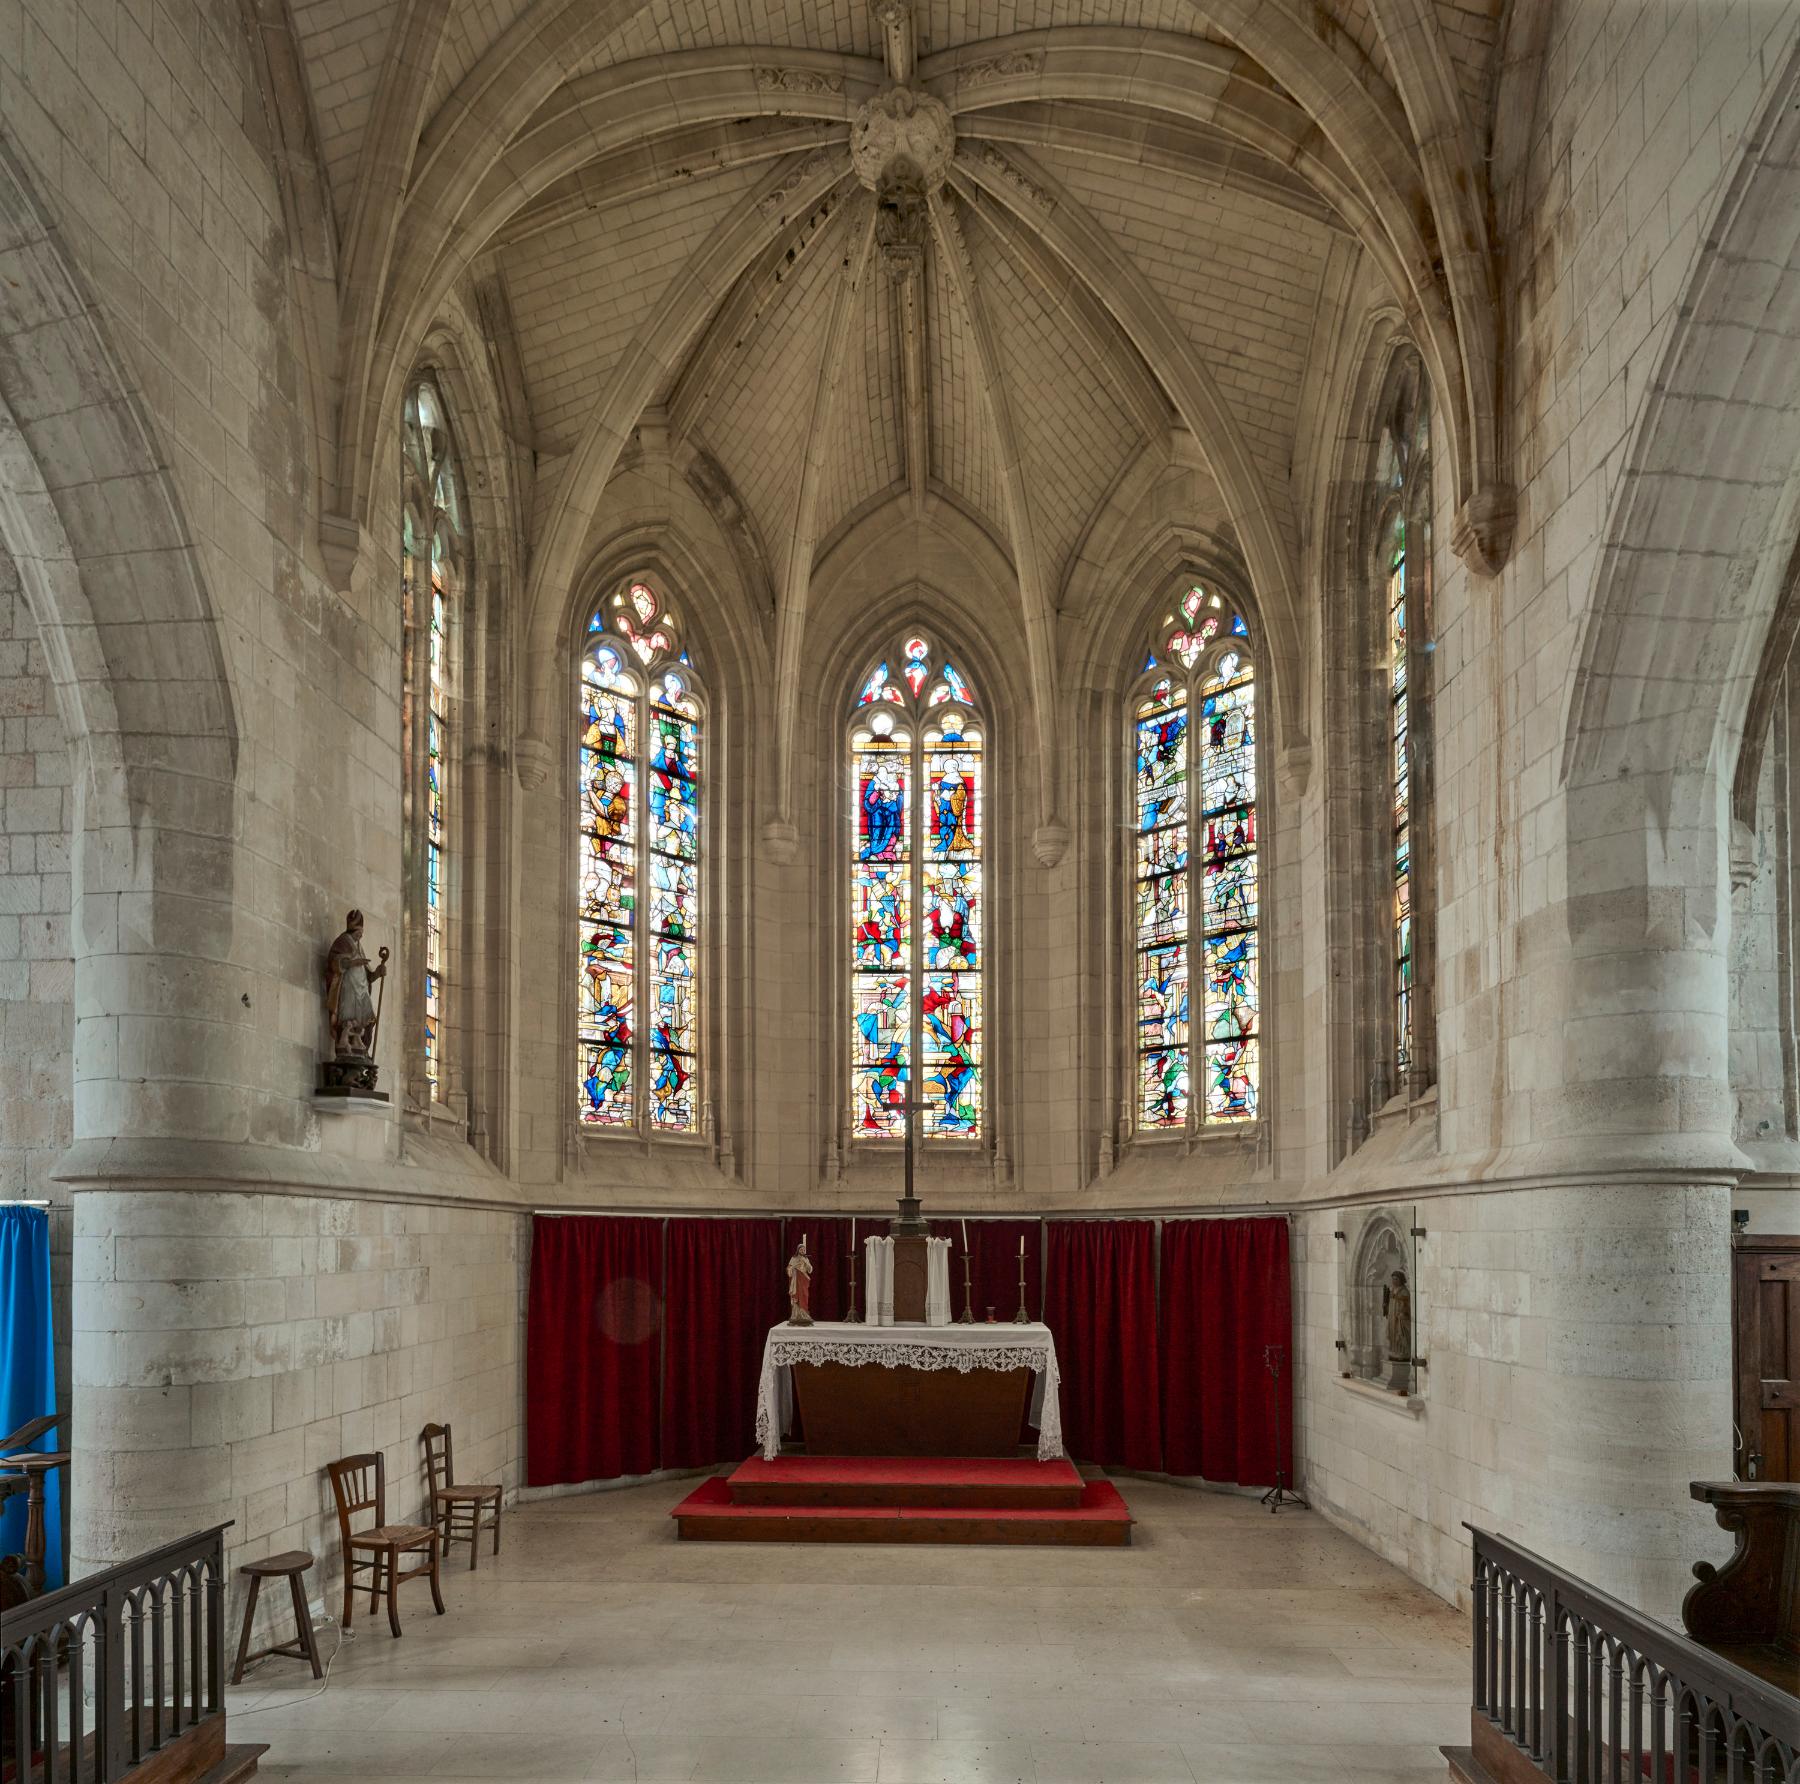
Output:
1336 1203 1421 1397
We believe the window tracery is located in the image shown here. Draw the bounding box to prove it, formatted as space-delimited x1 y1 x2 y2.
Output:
401 374 465 1104
1131 587 1260 1133
850 634 984 1142
577 580 703 1136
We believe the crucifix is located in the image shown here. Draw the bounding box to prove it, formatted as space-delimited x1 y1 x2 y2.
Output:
889 1094 932 1321
891 1094 930 1236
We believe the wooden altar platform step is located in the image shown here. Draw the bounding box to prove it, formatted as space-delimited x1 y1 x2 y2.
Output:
671 1457 1132 1545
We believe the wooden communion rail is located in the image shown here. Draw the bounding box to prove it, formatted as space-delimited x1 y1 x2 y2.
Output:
1450 1524 1800 1784
1 1522 264 1784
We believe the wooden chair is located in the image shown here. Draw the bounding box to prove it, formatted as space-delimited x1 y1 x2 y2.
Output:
423 1423 502 1570
325 1451 444 1638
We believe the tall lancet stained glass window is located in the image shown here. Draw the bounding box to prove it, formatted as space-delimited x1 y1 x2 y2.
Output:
850 636 983 1141
577 581 702 1135
401 374 466 1102
1132 587 1259 1130
1386 513 1413 1080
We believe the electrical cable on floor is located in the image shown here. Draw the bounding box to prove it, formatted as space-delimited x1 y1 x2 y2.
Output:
230 1614 351 1715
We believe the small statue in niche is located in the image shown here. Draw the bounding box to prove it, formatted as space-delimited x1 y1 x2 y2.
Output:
321 909 389 1097
786 1233 815 1326
1384 1269 1412 1393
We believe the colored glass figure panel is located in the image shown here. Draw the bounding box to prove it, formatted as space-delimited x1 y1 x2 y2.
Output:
1389 523 1413 1077
1135 682 1191 1128
853 972 910 1136
578 660 638 1126
649 939 697 1132
923 859 979 972
649 702 700 861
921 971 981 1137
1137 943 1189 1129
856 740 909 864
854 863 910 968
1197 657 1257 1121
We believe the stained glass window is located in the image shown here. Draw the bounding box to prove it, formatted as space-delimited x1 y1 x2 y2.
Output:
1388 513 1412 1081
1132 587 1258 1130
577 581 702 1135
402 374 465 1103
851 636 983 1141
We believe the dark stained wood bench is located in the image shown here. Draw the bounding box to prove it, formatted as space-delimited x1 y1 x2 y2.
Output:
1683 1479 1800 1694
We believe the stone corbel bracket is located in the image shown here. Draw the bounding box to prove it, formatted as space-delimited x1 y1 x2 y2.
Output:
1451 484 1518 578
515 734 553 791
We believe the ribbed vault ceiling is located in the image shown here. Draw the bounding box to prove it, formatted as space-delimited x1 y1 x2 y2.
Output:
294 0 1515 840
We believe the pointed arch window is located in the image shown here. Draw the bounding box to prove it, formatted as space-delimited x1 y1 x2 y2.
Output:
1131 587 1259 1132
402 374 466 1104
1374 375 1433 1097
849 634 984 1141
576 580 703 1135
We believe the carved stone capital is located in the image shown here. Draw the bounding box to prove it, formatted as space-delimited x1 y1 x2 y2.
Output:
1031 818 1070 868
1451 484 1517 577
319 511 370 598
763 816 800 863
514 735 553 791
851 86 953 195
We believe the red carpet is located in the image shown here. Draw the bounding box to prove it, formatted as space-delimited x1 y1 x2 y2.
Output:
670 1456 1132 1544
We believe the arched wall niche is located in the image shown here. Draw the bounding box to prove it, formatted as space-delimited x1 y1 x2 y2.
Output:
805 546 1029 1199
1550 31 1800 1160
395 306 525 1161
525 489 761 1192
1081 539 1276 1187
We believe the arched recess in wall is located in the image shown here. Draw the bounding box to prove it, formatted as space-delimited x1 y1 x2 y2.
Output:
807 508 1028 1194
1557 36 1800 1156
1321 336 1438 1166
557 520 758 1181
0 133 239 1152
1565 33 1800 892
395 322 522 1162
1061 520 1272 1185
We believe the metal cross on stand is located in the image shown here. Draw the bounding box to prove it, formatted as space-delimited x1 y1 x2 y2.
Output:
891 1094 931 1236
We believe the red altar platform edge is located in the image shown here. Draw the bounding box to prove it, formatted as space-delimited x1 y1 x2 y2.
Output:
670 1456 1132 1545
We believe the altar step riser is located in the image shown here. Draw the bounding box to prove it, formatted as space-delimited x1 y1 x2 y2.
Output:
733 1484 1083 1508
677 1512 1130 1546
672 1473 1133 1545
724 1455 1086 1510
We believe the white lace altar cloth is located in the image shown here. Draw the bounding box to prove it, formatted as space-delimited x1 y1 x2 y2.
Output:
754 1320 1064 1462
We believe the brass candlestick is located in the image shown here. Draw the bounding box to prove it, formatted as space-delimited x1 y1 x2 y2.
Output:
959 1250 975 1323
1013 1254 1030 1324
844 1233 861 1323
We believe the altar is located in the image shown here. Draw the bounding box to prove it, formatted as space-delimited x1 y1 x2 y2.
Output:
754 1321 1065 1462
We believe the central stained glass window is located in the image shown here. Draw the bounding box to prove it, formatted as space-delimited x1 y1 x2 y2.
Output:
850 635 984 1140
1132 587 1259 1130
576 580 701 1135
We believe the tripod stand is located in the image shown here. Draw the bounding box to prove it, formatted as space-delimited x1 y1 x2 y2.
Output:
1258 1343 1308 1513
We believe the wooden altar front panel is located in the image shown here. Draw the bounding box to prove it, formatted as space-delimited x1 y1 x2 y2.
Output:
793 1361 1029 1457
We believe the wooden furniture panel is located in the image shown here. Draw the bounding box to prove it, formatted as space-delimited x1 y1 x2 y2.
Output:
1732 1236 1800 1482
792 1361 1029 1456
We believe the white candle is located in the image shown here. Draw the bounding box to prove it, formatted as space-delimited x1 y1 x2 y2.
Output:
1018 1236 1026 1259
961 1219 969 1250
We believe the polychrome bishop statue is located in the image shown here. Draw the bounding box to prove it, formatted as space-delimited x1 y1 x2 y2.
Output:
786 1234 814 1326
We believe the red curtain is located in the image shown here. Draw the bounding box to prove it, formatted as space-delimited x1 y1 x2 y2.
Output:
662 1218 785 1468
1160 1216 1292 1486
1044 1220 1162 1469
526 1215 664 1487
930 1218 1043 1324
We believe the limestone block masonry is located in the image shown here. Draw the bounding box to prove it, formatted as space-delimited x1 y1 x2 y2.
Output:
72 1190 524 1620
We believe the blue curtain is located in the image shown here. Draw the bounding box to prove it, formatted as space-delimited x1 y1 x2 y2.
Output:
0 1204 63 1587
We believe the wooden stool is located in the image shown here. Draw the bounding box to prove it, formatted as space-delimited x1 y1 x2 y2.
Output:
231 1550 323 1685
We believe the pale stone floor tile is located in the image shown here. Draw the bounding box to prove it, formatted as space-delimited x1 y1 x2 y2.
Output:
249 1484 1468 1782
875 1738 1037 1782
1029 1740 1197 1783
